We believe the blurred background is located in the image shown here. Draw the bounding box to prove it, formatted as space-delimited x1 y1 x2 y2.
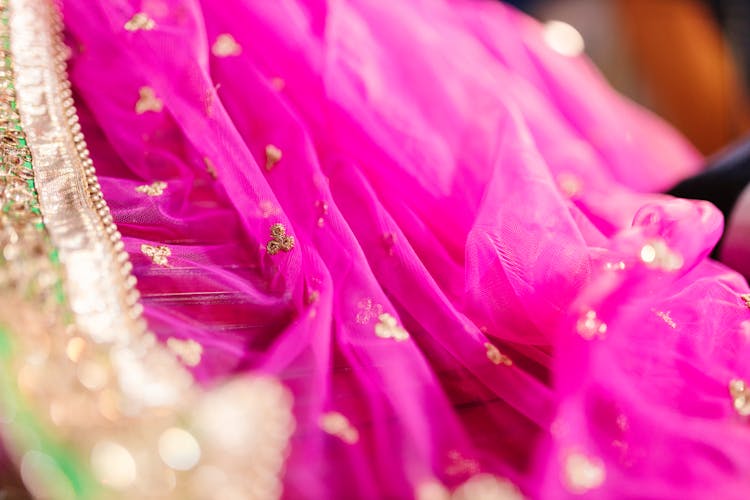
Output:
506 0 750 155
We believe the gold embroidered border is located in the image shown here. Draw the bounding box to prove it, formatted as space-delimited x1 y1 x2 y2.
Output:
1 1 294 498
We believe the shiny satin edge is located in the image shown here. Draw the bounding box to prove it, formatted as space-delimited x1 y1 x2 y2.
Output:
2 1 294 498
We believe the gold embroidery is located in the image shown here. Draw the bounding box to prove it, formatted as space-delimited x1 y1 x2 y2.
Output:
135 86 163 114
741 294 750 309
375 313 409 341
655 310 677 329
563 452 606 494
264 144 282 171
7 1 296 498
134 181 167 197
382 232 397 256
319 411 359 444
445 450 480 477
211 33 242 57
576 310 607 340
203 157 217 179
452 474 524 500
124 12 155 32
355 298 383 324
141 244 171 266
484 343 512 366
729 379 750 416
306 289 320 305
266 223 294 255
315 200 329 227
639 239 684 271
167 338 203 367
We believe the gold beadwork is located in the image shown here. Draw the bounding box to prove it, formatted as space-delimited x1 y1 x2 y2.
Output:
355 298 383 324
563 452 606 494
135 181 167 197
135 86 163 114
167 338 203 367
319 411 359 444
485 343 512 366
212 33 242 57
266 223 294 255
741 294 750 309
141 244 171 266
264 144 282 171
576 310 607 340
729 379 750 416
124 12 155 32
375 313 409 341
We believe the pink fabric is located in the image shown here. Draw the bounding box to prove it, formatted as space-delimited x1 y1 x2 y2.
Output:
61 0 750 498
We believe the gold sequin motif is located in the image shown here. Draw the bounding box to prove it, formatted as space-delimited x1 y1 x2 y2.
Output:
485 342 513 366
135 86 163 114
212 33 242 57
135 181 167 197
730 379 750 416
167 338 203 367
375 313 409 341
265 144 282 171
141 244 171 266
266 223 294 255
741 293 750 309
655 310 677 329
124 12 155 32
319 411 359 444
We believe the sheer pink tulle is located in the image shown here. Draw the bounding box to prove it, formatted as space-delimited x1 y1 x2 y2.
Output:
62 0 750 498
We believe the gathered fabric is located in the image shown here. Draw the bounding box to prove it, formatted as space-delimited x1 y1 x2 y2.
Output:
62 0 750 497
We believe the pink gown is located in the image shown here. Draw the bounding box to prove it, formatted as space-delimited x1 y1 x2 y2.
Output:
4 0 750 498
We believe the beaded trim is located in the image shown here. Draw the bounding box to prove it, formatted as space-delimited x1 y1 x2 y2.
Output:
0 1 294 498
